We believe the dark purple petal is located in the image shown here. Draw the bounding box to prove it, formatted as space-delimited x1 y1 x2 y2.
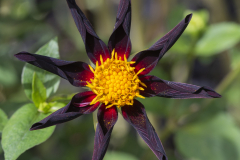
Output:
92 104 118 160
131 14 192 76
140 75 221 98
30 91 99 130
122 100 167 160
108 0 131 59
66 0 110 64
15 52 93 87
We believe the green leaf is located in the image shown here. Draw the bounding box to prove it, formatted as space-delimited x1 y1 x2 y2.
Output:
48 93 76 105
0 108 8 133
48 102 66 113
32 72 47 108
196 23 240 56
2 103 55 160
22 37 60 100
175 113 240 160
104 151 138 160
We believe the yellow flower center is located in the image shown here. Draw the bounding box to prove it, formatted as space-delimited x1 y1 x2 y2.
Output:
86 49 147 108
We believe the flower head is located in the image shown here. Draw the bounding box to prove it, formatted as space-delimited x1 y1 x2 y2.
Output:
87 50 146 108
15 0 221 160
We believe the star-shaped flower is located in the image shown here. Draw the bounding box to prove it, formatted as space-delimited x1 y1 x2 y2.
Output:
15 0 221 160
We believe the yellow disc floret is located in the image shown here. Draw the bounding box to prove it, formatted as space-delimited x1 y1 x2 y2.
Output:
86 49 147 108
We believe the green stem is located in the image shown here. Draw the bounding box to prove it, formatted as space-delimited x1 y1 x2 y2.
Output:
159 40 197 139
180 60 240 126
93 108 98 131
203 63 240 107
216 64 240 94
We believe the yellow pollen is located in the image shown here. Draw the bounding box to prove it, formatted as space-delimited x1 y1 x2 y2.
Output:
87 50 146 108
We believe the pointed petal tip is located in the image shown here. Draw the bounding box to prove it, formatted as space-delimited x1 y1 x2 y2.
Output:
30 123 42 131
185 13 192 23
66 0 77 8
29 127 37 131
203 86 222 98
14 52 24 60
122 100 167 160
14 51 36 62
66 0 110 63
210 92 222 98
163 155 168 160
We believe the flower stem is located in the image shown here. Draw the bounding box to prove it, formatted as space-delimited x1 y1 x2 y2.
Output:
203 62 240 107
93 107 98 131
215 64 240 94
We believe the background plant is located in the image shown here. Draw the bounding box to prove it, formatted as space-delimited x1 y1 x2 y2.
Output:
0 0 240 160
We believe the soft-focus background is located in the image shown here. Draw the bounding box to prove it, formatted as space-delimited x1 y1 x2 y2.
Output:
1 0 240 159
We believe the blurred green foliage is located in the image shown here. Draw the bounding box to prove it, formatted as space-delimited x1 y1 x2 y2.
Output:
176 113 240 160
0 0 240 160
0 109 8 133
1 37 64 160
2 104 55 160
196 23 240 56
104 151 138 160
